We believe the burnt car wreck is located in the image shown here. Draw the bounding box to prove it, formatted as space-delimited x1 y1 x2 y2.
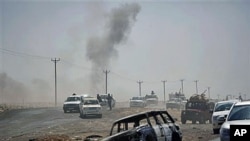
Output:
99 110 182 141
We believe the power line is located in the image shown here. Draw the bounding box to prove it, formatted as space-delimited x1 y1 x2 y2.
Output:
0 48 51 60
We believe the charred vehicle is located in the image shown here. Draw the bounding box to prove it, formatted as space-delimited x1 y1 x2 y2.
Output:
181 94 215 124
101 110 182 141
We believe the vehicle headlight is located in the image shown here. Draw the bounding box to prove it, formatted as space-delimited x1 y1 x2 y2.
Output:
220 127 230 136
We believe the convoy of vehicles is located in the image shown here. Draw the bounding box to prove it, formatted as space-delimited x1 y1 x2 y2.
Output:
181 94 215 124
211 99 239 134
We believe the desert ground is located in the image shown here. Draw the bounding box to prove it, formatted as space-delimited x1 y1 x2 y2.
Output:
0 102 219 141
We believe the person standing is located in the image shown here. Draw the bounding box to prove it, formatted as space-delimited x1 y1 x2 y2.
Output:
107 93 112 110
97 94 102 102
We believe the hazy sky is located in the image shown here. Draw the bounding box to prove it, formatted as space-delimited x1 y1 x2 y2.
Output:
0 0 250 103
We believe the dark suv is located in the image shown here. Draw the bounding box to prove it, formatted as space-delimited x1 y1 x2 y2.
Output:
181 100 214 124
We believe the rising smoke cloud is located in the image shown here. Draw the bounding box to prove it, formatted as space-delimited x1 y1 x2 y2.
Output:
86 3 141 93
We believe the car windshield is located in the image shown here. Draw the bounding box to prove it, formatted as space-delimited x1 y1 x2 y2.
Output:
227 105 250 121
66 97 80 102
214 102 234 112
84 100 99 105
100 95 107 99
132 97 143 100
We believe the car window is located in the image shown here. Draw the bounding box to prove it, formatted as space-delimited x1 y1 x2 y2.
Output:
214 102 234 112
161 112 173 123
155 114 164 124
139 118 149 126
66 97 80 102
228 105 250 121
148 116 157 126
84 100 98 105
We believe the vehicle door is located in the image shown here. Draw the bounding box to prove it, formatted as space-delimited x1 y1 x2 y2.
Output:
149 115 170 141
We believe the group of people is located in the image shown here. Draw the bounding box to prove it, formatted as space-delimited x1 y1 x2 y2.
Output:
97 93 113 110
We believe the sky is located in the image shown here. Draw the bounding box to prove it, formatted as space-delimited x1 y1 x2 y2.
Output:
0 0 250 104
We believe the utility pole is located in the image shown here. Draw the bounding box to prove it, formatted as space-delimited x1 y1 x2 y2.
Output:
137 80 143 96
51 58 60 107
180 79 184 94
103 70 110 94
208 87 210 99
162 80 167 104
194 80 199 94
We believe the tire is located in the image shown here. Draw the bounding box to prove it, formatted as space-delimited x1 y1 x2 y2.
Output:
99 114 102 118
64 110 67 113
80 111 83 118
181 118 186 124
213 129 219 134
199 117 205 124
192 120 196 124
172 131 182 141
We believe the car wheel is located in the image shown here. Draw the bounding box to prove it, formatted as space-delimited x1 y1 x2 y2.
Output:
80 111 83 118
192 120 196 124
199 118 205 124
99 114 102 118
213 129 219 134
172 131 181 141
181 118 186 124
64 109 67 113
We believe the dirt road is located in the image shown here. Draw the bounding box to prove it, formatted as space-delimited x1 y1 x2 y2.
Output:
0 102 219 141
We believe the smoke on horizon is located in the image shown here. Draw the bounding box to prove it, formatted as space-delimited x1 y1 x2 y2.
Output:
86 3 141 93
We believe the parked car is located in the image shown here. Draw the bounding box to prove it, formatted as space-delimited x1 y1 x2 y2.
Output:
79 97 102 118
129 96 146 107
220 101 250 141
101 110 182 141
211 99 239 134
63 94 81 113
